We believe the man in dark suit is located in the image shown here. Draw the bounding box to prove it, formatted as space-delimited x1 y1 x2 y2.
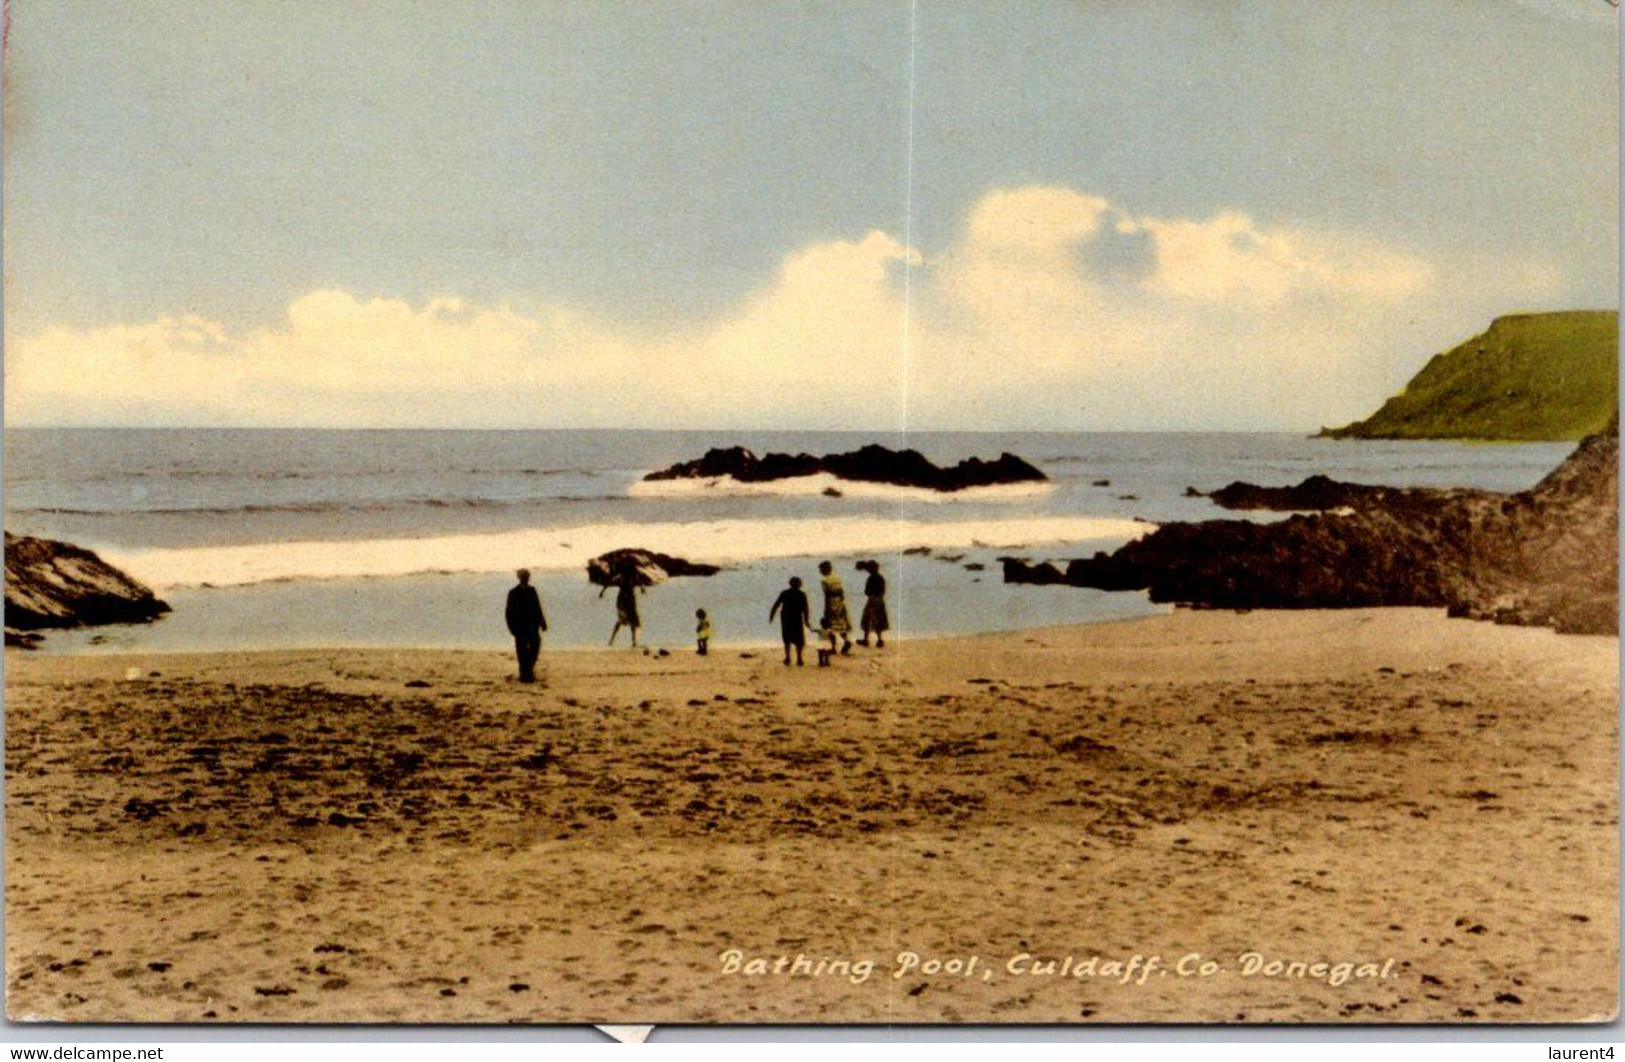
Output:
505 568 547 683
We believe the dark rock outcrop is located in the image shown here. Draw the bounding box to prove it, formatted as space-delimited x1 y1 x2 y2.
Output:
999 558 1067 585
1199 475 1423 512
5 532 170 635
586 548 721 588
645 444 1046 492
1009 421 1618 635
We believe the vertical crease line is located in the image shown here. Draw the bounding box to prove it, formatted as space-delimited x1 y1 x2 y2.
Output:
887 0 921 1031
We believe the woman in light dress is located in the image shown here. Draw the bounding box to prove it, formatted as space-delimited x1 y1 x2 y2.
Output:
817 560 853 659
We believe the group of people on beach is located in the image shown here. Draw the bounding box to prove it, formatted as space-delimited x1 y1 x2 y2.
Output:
501 559 891 681
769 560 889 667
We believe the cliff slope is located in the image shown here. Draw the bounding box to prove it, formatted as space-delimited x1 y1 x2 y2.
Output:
1322 311 1617 440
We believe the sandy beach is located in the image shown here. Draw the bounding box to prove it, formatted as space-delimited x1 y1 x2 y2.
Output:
5 608 1617 1025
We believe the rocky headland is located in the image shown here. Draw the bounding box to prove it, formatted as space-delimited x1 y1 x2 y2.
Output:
1006 420 1618 635
5 532 171 646
1321 311 1617 441
643 444 1046 492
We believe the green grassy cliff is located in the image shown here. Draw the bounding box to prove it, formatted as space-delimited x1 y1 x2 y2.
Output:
1322 310 1618 440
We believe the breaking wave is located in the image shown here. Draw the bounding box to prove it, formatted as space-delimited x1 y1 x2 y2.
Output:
106 514 1152 590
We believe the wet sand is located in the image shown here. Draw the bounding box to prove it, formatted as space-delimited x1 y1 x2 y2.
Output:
5 608 1617 1024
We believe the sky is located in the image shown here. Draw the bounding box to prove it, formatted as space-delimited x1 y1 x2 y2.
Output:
4 0 1618 430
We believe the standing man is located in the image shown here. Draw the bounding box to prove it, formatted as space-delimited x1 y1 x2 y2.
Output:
505 568 547 683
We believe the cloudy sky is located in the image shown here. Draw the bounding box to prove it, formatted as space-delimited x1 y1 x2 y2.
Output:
4 0 1617 430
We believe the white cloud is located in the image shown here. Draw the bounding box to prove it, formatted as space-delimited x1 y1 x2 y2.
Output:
901 187 1554 428
1139 210 1434 303
4 186 1566 431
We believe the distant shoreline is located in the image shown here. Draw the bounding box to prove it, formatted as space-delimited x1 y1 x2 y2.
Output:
9 607 1186 661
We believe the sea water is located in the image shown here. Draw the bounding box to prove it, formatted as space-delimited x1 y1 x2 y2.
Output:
4 429 1574 654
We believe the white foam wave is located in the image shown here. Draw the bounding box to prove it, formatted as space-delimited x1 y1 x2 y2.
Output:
629 472 1053 503
107 515 1152 590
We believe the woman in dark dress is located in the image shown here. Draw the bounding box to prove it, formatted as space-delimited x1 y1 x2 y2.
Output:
769 576 812 666
858 560 889 648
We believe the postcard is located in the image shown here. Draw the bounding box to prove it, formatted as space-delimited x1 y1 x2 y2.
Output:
3 0 1617 1028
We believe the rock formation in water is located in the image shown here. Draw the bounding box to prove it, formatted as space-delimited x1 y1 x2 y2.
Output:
1005 420 1618 635
1196 475 1435 512
644 444 1047 492
5 532 171 642
586 548 722 587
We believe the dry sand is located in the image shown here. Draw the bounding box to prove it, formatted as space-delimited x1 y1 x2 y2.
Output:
5 608 1617 1024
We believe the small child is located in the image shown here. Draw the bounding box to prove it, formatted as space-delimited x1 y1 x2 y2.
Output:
695 608 712 655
